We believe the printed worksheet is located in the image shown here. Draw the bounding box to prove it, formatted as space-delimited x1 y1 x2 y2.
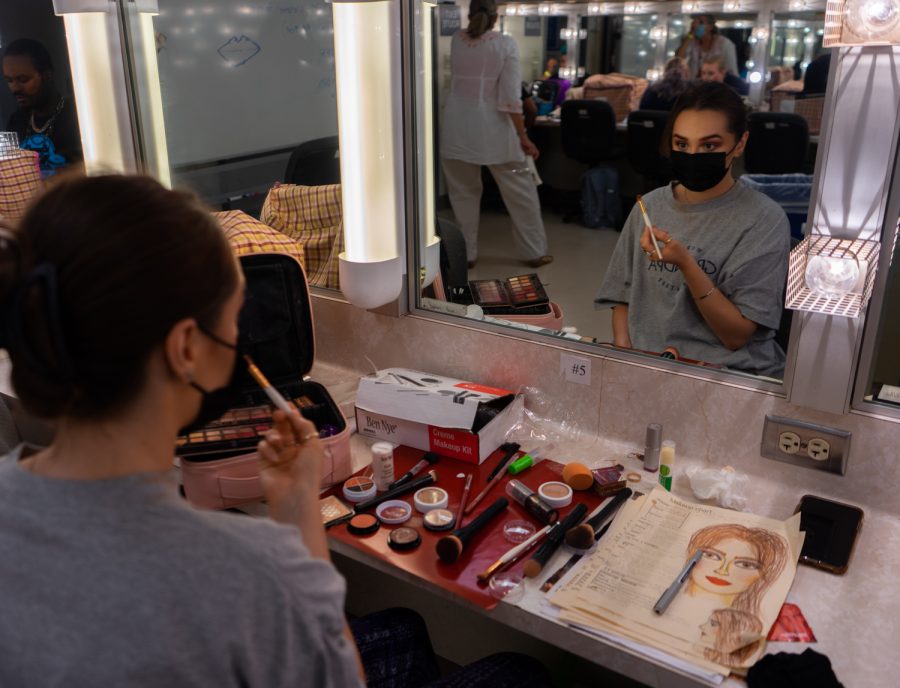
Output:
550 488 804 674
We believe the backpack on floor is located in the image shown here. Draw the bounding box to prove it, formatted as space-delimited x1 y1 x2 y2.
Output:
582 166 623 230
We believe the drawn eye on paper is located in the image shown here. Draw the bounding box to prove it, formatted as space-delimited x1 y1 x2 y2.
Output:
683 523 789 616
697 608 764 668
217 35 261 67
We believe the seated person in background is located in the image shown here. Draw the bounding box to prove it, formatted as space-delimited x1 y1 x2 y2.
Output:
543 57 558 78
676 14 738 78
2 39 82 174
522 84 537 129
639 57 692 111
700 56 749 96
544 64 571 108
800 52 831 96
596 83 790 378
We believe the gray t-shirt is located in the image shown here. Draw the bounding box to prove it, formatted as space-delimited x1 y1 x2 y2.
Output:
0 447 362 688
596 181 790 378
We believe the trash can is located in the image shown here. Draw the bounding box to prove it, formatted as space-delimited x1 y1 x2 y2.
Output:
742 174 813 241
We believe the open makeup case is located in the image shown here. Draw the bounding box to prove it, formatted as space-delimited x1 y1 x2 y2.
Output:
177 253 352 509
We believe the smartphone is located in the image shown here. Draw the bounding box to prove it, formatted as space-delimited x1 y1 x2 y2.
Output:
795 495 863 575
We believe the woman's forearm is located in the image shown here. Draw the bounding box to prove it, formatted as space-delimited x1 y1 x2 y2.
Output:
508 112 527 137
680 261 756 350
612 305 632 348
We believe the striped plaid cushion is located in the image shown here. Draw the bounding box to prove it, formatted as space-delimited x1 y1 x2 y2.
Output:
213 210 306 267
0 151 42 224
261 183 343 290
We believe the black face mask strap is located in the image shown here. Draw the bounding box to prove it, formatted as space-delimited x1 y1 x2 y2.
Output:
197 323 238 351
6 262 75 382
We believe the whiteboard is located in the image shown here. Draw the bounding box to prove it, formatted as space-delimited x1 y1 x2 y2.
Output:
153 0 338 166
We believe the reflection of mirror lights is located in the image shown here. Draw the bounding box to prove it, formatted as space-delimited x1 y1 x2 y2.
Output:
724 1 741 11
752 25 770 40
790 0 805 9
624 2 641 13
333 0 404 309
848 0 900 38
588 3 602 14
682 1 700 13
559 28 587 41
748 71 762 83
646 68 661 80
538 3 551 14
649 25 666 41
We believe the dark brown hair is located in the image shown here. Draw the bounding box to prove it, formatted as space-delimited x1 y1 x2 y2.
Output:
466 0 497 39
0 175 238 420
661 81 748 157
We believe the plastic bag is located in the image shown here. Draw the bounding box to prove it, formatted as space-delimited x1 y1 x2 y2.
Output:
685 464 749 511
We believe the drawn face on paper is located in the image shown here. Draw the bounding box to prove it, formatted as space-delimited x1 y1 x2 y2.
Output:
690 537 763 596
698 616 719 641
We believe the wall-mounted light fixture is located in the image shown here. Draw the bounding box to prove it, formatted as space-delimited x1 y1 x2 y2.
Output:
789 0 806 9
538 3 552 15
787 235 881 317
649 25 666 41
724 0 742 12
333 0 405 310
588 3 603 14
624 2 642 14
682 1 701 13
825 0 900 45
417 0 440 289
559 28 587 41
52 0 137 175
752 25 770 40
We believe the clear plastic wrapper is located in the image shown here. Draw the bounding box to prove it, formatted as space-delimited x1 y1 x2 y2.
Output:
685 464 749 511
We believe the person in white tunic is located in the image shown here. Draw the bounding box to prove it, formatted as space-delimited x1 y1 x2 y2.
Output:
676 14 738 79
440 0 552 268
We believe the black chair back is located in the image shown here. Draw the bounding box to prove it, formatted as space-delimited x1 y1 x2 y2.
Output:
284 136 341 185
560 99 617 165
626 109 672 182
744 113 809 174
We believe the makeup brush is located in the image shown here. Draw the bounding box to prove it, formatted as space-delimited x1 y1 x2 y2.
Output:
636 195 664 260
455 473 473 528
477 524 552 581
388 452 440 490
564 487 632 550
464 453 521 516
244 355 296 415
485 442 521 483
523 503 588 578
436 497 509 564
541 521 613 593
354 470 438 512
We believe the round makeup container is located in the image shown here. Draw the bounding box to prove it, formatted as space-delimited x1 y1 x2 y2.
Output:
538 481 573 509
488 572 525 603
376 500 413 525
388 526 422 551
423 508 456 532
342 476 376 504
347 513 380 536
502 519 536 543
413 486 449 513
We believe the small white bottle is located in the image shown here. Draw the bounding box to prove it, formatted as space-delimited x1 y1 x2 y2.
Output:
370 442 395 492
659 440 676 492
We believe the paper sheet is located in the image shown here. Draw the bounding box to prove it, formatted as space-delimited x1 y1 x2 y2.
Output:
549 487 804 676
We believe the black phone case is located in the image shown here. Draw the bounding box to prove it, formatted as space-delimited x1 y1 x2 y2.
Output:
795 495 864 575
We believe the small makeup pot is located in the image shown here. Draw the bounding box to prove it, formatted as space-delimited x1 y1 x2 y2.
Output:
414 487 449 513
488 572 525 603
343 476 377 504
388 526 422 551
538 482 573 509
376 500 413 525
423 508 456 532
503 519 537 543
347 513 380 536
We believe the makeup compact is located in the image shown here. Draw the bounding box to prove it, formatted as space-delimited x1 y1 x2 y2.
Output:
376 500 413 525
467 274 550 314
347 514 380 536
423 508 456 532
343 476 377 504
320 495 354 527
414 487 449 513
178 254 352 510
539 482 573 509
388 526 422 551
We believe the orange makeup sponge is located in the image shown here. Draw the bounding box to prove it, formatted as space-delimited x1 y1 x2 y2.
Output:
562 462 594 491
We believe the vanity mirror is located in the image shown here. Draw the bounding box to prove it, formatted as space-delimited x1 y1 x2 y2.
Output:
414 0 833 386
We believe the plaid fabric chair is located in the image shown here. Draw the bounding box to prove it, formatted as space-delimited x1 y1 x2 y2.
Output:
261 183 343 290
794 96 825 135
213 210 306 267
0 150 42 224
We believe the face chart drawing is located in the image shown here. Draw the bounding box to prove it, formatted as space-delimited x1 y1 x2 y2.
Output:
689 537 763 598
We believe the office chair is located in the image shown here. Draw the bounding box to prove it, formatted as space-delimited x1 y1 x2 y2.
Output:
744 113 809 175
284 135 341 185
559 99 620 225
626 109 672 192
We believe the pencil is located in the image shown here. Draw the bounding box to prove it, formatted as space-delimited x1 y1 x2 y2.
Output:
244 355 296 415
636 195 664 260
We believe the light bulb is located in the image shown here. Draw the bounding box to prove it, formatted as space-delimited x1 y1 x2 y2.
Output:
805 255 861 297
848 0 900 38
588 3 602 14
682 1 698 12
748 71 762 83
538 3 551 15
724 1 741 11
650 26 666 40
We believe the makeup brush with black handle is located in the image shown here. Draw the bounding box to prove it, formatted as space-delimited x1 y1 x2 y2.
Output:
387 452 440 490
354 470 438 512
523 502 588 578
436 497 509 564
564 487 632 550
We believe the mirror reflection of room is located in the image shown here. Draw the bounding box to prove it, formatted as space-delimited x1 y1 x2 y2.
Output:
0 0 82 177
422 0 831 383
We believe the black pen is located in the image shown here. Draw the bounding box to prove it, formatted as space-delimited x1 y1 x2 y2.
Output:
387 452 440 490
485 442 521 483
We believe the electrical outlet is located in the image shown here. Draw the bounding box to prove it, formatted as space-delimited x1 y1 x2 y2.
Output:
761 415 851 475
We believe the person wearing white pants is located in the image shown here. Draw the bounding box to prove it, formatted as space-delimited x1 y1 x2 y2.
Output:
439 0 552 269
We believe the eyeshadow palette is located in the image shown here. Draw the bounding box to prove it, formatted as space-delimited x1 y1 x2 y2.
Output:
176 394 335 459
468 274 549 312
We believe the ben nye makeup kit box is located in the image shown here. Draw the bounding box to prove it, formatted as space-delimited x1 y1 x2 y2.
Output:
177 253 352 509
355 368 524 464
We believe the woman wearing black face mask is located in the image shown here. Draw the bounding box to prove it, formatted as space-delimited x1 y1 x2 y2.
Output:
0 176 366 686
596 83 790 378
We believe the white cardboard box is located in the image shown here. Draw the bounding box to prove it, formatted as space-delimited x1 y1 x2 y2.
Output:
355 368 524 465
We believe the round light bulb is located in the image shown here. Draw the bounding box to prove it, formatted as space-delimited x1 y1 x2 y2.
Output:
848 0 900 38
748 71 762 83
804 255 861 297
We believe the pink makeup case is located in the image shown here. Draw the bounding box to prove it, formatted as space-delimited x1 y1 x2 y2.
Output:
178 253 351 509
